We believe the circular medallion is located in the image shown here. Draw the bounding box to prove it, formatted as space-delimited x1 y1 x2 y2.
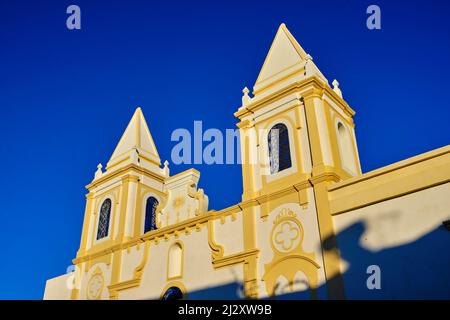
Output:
87 272 104 300
271 217 302 253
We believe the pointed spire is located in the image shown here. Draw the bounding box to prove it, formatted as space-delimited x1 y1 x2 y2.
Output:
255 23 308 85
253 23 328 95
106 107 161 174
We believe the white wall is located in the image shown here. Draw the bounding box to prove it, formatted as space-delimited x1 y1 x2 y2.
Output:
43 274 72 300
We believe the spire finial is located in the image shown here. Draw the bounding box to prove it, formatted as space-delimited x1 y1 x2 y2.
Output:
304 54 316 76
163 160 170 177
332 79 343 98
94 163 103 179
242 87 252 107
130 148 139 164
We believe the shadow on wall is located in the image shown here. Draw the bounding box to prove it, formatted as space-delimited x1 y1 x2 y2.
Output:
328 221 450 299
173 221 450 300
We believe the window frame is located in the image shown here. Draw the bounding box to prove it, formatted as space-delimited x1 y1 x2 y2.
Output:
94 197 113 244
263 119 297 183
268 123 292 174
142 193 160 234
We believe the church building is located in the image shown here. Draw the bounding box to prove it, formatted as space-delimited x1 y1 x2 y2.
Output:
44 24 450 300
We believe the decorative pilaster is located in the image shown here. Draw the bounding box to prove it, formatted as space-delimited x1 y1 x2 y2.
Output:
237 119 256 201
77 193 95 257
120 174 139 242
241 202 259 299
303 84 345 299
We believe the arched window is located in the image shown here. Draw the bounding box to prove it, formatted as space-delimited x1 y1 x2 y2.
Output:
268 123 292 174
161 286 184 300
292 271 309 292
144 196 159 233
274 275 290 296
96 199 112 240
167 242 183 279
337 122 357 174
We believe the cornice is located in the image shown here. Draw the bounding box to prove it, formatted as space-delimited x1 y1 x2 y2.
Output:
234 76 355 121
73 178 315 265
86 163 165 190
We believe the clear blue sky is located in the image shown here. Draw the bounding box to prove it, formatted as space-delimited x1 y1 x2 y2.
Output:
0 0 449 299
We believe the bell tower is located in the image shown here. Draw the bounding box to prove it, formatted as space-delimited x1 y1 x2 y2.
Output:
72 107 209 299
235 24 361 299
235 23 361 201
71 107 167 299
76 107 166 258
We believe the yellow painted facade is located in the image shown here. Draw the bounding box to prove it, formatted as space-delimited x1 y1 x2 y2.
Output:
44 24 450 300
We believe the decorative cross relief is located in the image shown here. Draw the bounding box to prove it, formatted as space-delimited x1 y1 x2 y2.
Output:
87 266 104 300
274 221 300 252
263 208 320 298
270 208 303 253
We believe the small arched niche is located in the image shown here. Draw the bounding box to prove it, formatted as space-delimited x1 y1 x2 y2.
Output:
336 121 357 175
167 242 183 279
161 286 184 300
268 123 292 174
